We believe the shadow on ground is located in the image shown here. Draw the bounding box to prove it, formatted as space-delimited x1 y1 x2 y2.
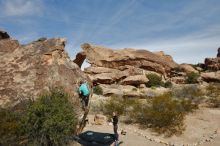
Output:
73 131 117 146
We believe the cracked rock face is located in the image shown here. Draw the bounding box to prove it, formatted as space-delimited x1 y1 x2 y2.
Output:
0 31 90 133
204 48 220 71
78 43 178 85
81 43 177 75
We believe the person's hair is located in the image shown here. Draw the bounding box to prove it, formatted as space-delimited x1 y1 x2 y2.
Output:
79 80 84 84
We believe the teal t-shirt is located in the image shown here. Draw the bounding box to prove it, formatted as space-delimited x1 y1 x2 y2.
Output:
79 83 90 96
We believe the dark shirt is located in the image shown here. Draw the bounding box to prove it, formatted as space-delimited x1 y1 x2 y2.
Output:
113 116 118 126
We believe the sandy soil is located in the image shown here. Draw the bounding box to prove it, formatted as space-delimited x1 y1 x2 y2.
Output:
75 107 220 146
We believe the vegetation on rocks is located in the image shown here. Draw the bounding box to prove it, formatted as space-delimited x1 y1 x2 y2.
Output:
0 88 78 146
171 85 204 101
186 72 200 84
145 74 164 87
93 85 103 95
164 81 173 88
0 107 23 146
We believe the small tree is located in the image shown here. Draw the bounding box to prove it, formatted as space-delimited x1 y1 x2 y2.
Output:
164 81 172 88
146 74 163 87
186 72 199 84
93 85 103 95
24 88 78 146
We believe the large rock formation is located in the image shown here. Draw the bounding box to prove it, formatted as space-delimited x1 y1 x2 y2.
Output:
204 48 220 71
73 51 86 68
79 43 178 85
201 71 220 82
217 47 220 57
99 84 169 98
0 31 91 134
179 63 198 74
0 30 10 39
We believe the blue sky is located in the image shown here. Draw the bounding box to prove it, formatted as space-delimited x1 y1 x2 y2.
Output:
0 0 220 65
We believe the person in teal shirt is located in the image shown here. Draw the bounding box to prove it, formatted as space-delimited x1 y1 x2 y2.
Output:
79 81 90 110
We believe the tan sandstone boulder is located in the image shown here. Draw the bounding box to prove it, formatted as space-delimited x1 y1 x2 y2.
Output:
121 75 149 85
179 63 198 73
81 43 178 76
204 48 220 71
0 31 91 133
201 71 220 82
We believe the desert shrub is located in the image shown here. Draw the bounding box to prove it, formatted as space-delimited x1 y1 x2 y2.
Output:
23 88 78 146
0 89 78 146
0 108 23 146
134 94 184 129
164 81 172 88
101 97 125 119
130 93 197 136
172 85 204 100
93 85 103 95
146 74 163 87
206 83 220 108
186 72 199 84
0 99 34 146
101 97 140 120
179 99 198 112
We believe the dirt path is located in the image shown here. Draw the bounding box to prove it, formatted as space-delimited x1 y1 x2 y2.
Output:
76 107 220 146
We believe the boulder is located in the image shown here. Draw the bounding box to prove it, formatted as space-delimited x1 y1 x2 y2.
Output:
170 76 186 84
81 43 178 76
139 84 146 88
99 84 124 97
85 66 145 84
204 58 220 71
201 71 220 82
217 47 220 57
179 63 198 73
204 48 220 71
0 31 91 134
121 75 148 85
73 51 86 67
98 84 169 98
0 30 10 39
84 66 119 74
90 72 126 84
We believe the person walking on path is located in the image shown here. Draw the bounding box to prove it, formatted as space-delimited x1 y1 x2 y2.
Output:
79 80 90 111
112 112 119 142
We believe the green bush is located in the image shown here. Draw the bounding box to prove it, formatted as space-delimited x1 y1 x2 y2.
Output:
0 108 23 146
186 72 199 84
131 93 197 136
24 89 78 146
101 97 125 119
172 85 204 100
99 92 197 136
0 89 78 146
100 97 140 120
164 81 172 88
206 83 220 108
146 74 163 87
93 85 103 95
132 93 185 135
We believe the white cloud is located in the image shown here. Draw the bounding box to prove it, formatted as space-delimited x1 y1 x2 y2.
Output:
1 0 43 17
107 24 220 64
